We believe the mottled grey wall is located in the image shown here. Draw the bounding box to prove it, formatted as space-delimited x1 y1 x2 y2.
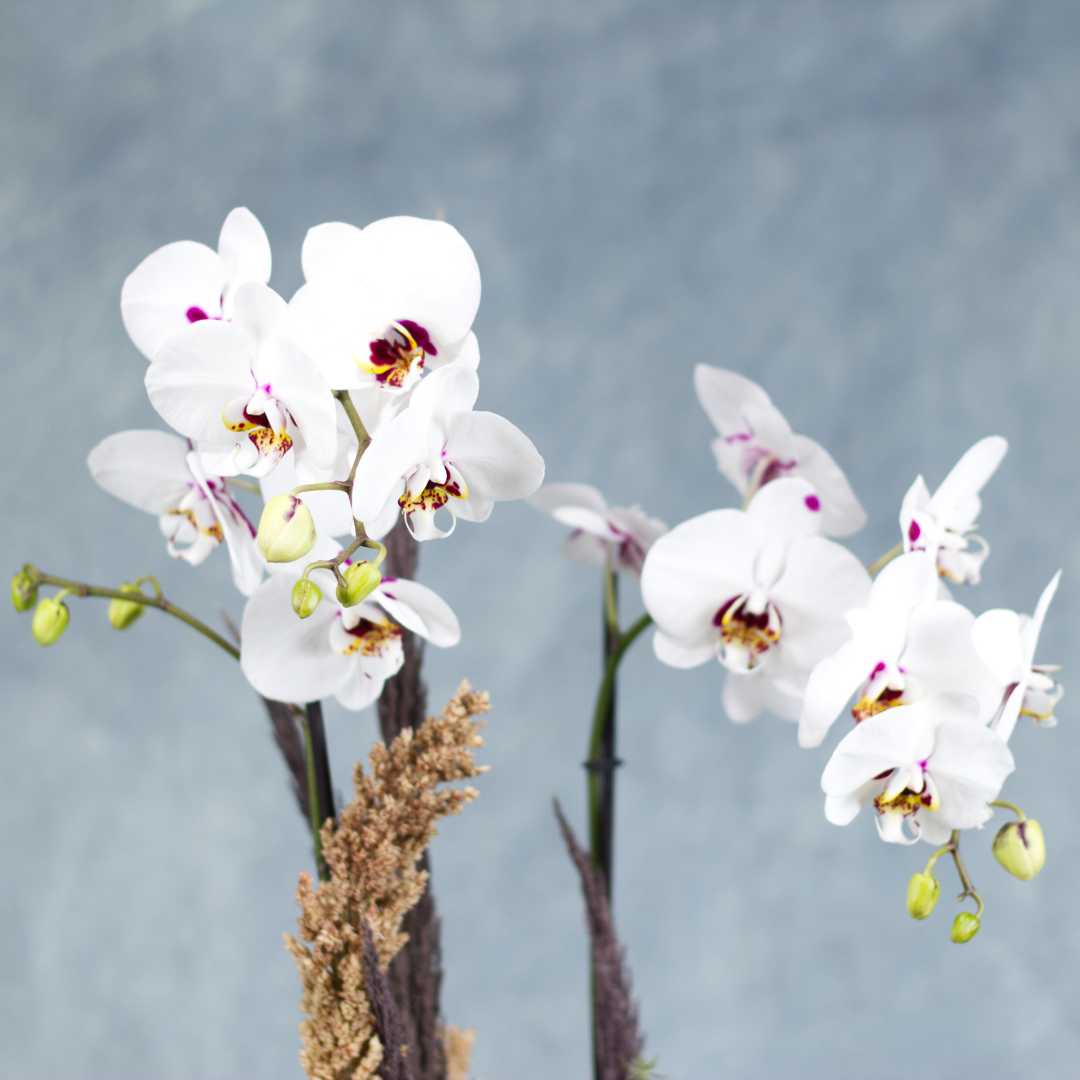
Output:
4 2 1080 1077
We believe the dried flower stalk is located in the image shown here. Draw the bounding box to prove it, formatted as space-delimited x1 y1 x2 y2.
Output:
442 1026 475 1080
286 682 490 1079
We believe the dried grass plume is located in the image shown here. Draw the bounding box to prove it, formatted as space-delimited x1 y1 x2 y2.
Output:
286 681 490 1080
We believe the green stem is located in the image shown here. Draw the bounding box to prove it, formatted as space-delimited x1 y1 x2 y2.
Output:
290 481 350 496
27 568 239 660
302 710 329 881
948 829 983 915
989 799 1026 820
867 542 903 577
586 612 652 868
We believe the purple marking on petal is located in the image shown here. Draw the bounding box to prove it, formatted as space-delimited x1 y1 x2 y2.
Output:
380 576 397 584
804 494 821 512
186 306 209 323
381 590 397 600
725 432 753 444
908 520 921 542
918 759 928 770
871 661 886 677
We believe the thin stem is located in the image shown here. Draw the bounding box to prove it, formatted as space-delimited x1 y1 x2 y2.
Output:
595 568 619 896
603 564 619 639
27 568 239 660
586 612 652 879
948 830 983 915
989 799 1026 820
290 481 350 496
867 543 903 577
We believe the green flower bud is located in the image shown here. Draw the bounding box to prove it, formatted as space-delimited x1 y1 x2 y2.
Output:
336 561 382 607
950 911 980 944
291 577 323 619
32 597 70 646
256 495 316 563
11 569 38 612
906 871 940 920
107 582 145 630
992 818 1046 881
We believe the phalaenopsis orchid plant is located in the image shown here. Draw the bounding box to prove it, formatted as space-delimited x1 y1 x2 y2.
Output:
13 207 1064 1079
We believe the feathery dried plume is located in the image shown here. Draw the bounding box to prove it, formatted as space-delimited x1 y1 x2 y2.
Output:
442 1026 476 1080
554 800 646 1080
286 682 491 1080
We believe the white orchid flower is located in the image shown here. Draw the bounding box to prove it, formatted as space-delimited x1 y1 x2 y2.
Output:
900 436 1007 585
121 207 271 361
145 282 336 479
240 563 460 710
799 553 999 749
530 483 667 576
973 571 1064 741
693 365 866 538
288 216 481 399
87 430 263 596
351 364 545 541
821 693 1014 845
641 478 870 725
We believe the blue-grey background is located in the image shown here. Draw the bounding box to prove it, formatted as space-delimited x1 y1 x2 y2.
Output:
4 2 1079 1077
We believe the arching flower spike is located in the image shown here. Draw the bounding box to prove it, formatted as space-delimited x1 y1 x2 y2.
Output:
641 478 870 727
900 435 1007 585
973 571 1064 741
87 429 263 595
694 365 867 538
821 693 1014 845
351 364 545 541
240 568 460 711
145 282 336 479
530 484 667 576
121 207 271 361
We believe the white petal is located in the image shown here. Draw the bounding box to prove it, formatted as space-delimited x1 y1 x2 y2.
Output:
693 365 784 441
821 702 936 797
825 791 866 826
286 281 368 391
445 411 545 501
931 706 1014 828
799 640 870 748
121 240 224 361
351 406 429 523
217 207 271 289
653 629 714 669
301 221 366 283
789 433 867 538
1027 571 1062 654
971 608 1025 683
929 435 1008 530
641 510 758 643
410 362 479 421
240 576 351 702
335 669 389 711
231 281 287 346
373 578 461 647
356 217 481 348
259 451 355 539
145 322 254 444
87 430 193 513
531 482 608 519
744 476 827 542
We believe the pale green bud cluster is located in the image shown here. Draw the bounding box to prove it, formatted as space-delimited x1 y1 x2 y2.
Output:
993 819 1046 881
336 561 382 607
257 495 316 563
108 582 145 630
32 596 70 646
906 871 940 920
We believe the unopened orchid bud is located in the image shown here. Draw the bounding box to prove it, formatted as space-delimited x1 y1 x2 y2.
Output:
993 819 1046 881
11 569 38 612
336 561 382 607
257 495 316 563
108 583 145 630
32 596 69 646
291 577 322 620
906 871 940 920
950 911 980 944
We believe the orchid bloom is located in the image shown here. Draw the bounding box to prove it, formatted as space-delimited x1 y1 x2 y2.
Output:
900 435 1007 585
821 693 1014 845
973 572 1064 741
693 365 866 538
145 282 336 479
288 217 481 404
641 478 870 725
87 430 263 596
799 553 999 749
530 484 667 576
240 565 460 710
121 207 271 362
351 365 545 541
